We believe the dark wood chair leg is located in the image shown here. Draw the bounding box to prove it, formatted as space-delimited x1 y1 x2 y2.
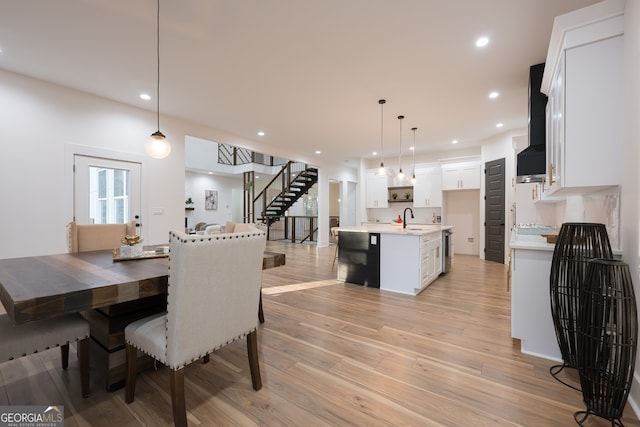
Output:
247 330 262 390
125 344 138 403
258 290 265 324
78 337 90 398
60 343 69 370
171 368 187 427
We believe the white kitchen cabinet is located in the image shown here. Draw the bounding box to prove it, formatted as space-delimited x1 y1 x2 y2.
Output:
441 163 481 191
542 2 623 195
413 165 442 207
365 170 388 208
510 246 561 361
423 234 442 284
380 231 442 295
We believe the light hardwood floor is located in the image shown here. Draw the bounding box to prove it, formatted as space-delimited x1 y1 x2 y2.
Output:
1 241 639 426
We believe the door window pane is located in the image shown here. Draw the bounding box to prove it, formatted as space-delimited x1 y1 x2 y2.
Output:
90 166 130 224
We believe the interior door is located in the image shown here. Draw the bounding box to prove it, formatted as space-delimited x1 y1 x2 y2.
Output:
484 158 505 263
74 155 142 233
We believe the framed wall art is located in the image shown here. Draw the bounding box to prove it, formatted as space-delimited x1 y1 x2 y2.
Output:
205 190 218 210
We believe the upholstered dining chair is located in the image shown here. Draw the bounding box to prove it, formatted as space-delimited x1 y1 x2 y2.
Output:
124 230 267 427
67 220 137 252
0 313 90 397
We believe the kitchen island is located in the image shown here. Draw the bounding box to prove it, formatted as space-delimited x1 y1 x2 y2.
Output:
336 224 453 295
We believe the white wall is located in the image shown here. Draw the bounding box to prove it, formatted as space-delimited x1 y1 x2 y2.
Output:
0 70 183 257
0 69 356 258
317 161 358 246
621 0 640 414
444 190 480 255
184 171 242 229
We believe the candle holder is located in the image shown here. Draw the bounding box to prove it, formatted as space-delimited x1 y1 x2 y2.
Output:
574 259 637 426
549 223 613 390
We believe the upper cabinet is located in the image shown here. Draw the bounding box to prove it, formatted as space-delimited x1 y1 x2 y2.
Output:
413 165 442 207
442 162 481 191
365 169 389 208
541 0 624 195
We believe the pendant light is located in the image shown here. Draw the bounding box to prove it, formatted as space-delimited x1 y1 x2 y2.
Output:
394 115 408 186
144 0 171 159
376 99 387 176
410 127 417 185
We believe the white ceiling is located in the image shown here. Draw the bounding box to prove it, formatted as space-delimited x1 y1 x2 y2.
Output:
0 0 599 164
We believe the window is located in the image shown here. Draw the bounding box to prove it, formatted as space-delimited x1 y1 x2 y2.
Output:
91 167 130 224
74 155 140 227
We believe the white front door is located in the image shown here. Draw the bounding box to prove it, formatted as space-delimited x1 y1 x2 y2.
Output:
73 155 142 234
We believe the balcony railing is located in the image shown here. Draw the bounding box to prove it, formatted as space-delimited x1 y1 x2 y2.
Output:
264 216 317 243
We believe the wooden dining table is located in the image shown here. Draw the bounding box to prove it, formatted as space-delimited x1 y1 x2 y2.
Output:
0 248 285 390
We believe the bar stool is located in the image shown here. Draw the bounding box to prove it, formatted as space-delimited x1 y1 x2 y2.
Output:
331 227 339 271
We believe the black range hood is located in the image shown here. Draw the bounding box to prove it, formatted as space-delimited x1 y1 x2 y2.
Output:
517 63 548 183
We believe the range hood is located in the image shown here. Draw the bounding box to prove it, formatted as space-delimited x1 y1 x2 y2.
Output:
517 63 548 183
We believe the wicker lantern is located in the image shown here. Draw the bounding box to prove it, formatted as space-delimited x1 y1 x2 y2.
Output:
574 259 637 425
549 223 613 389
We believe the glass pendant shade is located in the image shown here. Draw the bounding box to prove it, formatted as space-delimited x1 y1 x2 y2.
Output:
145 130 171 159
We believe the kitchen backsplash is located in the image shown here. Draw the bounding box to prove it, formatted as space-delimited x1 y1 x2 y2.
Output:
556 187 620 250
366 207 442 225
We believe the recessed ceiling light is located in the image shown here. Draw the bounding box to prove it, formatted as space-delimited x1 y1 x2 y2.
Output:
372 151 378 156
496 122 504 128
452 139 459 144
257 131 265 136
208 171 213 174
489 91 499 99
140 93 151 100
315 150 321 155
409 146 415 151
476 37 489 48
255 175 260 179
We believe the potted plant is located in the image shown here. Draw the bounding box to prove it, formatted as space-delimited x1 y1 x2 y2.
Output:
404 192 411 200
185 197 194 208
391 193 398 200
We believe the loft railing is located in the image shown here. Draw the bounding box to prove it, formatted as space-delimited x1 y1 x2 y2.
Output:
218 144 252 165
218 143 288 167
263 216 317 243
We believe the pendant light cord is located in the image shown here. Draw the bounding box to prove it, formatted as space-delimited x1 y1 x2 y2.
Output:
379 99 386 166
412 127 417 173
397 115 404 173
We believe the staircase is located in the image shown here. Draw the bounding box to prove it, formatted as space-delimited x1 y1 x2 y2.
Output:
254 162 318 226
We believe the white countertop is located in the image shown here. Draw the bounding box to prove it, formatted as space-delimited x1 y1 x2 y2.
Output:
510 232 622 255
336 224 453 236
510 233 556 251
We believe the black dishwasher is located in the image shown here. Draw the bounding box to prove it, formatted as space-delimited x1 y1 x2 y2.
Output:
336 232 380 288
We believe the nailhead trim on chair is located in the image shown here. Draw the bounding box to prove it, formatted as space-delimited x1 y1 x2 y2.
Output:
7 335 90 361
157 230 265 370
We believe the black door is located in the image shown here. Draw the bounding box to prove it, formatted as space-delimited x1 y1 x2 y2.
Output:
485 158 505 263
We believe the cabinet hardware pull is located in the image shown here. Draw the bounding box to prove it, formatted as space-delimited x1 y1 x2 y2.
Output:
549 163 555 186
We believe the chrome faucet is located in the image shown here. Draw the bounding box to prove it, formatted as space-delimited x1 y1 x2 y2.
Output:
403 207 414 229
